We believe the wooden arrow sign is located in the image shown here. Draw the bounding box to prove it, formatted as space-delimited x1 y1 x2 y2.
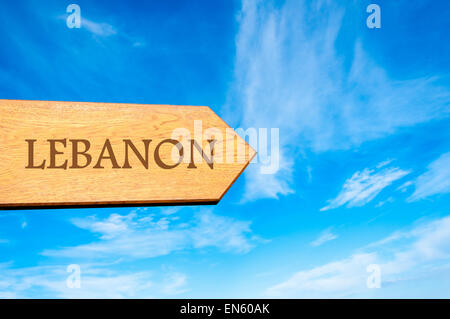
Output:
0 100 255 209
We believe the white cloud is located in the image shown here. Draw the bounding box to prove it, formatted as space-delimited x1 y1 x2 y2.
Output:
79 18 147 48
57 14 116 37
266 215 450 297
242 152 294 202
397 181 413 193
42 210 257 259
57 14 146 47
191 211 254 253
311 228 338 247
82 19 117 37
161 273 188 295
267 253 376 297
321 162 409 211
227 0 450 201
0 263 186 298
408 152 450 201
375 197 394 208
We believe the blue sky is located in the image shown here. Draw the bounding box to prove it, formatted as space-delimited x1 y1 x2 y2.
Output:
0 0 450 298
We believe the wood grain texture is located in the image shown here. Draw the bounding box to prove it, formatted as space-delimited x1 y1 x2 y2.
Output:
0 100 256 209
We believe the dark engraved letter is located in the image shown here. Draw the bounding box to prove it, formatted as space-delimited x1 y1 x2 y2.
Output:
93 139 120 169
70 139 92 169
188 139 216 169
122 139 152 169
47 139 68 169
154 139 184 169
25 139 46 169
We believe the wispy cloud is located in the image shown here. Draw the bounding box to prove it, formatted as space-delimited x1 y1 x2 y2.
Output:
397 181 413 193
58 14 116 37
227 0 450 201
321 162 410 211
161 273 189 295
0 263 186 298
57 14 146 47
242 158 294 202
311 228 338 247
375 196 394 208
42 209 257 260
408 152 450 202
267 253 376 297
266 215 450 297
82 18 117 37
